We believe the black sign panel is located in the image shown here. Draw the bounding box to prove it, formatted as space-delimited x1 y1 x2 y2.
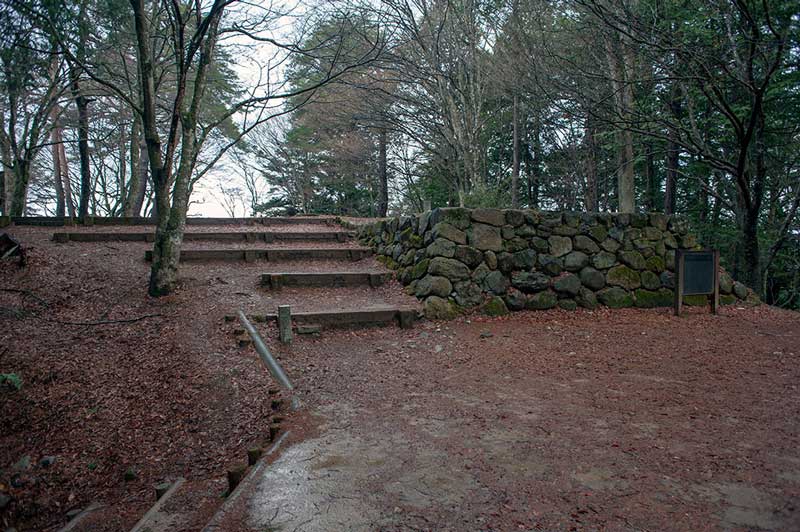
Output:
682 251 715 295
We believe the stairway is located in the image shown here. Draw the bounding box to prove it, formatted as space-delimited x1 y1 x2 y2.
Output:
109 217 417 531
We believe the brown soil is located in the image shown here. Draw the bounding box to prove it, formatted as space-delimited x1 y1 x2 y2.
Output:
1 225 370 531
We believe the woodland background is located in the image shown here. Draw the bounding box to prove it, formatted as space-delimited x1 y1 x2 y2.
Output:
1 0 798 305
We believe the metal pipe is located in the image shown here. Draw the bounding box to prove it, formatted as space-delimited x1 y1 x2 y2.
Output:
237 310 300 410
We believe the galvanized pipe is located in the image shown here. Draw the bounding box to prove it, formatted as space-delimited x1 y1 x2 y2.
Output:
237 310 300 410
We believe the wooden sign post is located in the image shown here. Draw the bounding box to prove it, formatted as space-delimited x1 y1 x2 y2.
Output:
674 249 720 316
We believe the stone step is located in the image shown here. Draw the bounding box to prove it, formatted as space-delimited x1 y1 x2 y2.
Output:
13 216 337 226
228 307 417 329
53 231 354 243
260 272 390 289
144 247 371 263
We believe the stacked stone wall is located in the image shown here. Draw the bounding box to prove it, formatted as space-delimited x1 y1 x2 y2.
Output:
358 208 752 318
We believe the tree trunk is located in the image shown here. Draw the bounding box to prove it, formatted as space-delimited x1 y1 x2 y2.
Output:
739 203 760 291
9 158 30 216
71 73 92 219
511 93 520 209
583 114 598 211
123 116 145 216
377 128 388 217
644 141 656 212
50 119 66 217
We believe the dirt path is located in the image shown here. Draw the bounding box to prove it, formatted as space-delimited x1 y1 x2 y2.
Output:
217 306 800 531
0 222 414 531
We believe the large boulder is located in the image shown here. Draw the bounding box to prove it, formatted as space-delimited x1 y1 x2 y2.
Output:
634 289 673 308
431 222 467 245
526 290 558 310
483 270 510 295
504 287 527 311
471 208 506 226
511 271 551 293
640 270 662 291
607 265 641 290
482 296 509 316
619 250 647 270
592 251 617 270
426 238 456 258
468 223 503 252
597 287 634 308
454 245 483 268
564 251 589 272
424 296 462 320
553 273 581 296
576 287 598 309
453 281 483 307
415 275 452 298
573 235 600 254
428 257 471 281
579 267 606 291
548 235 573 257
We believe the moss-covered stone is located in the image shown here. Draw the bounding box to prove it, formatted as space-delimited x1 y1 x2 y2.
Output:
588 225 608 243
597 287 634 308
593 251 617 269
468 223 503 252
431 222 467 245
428 257 471 281
454 245 483 268
634 289 673 308
683 294 709 306
553 273 581 296
646 255 665 272
576 287 598 309
574 235 600 253
641 271 662 291
505 209 525 227
548 235 573 257
526 290 558 310
415 275 452 298
453 281 483 307
410 259 431 279
482 296 510 316
430 207 471 230
504 287 527 310
558 299 578 311
619 250 647 270
423 296 463 320
649 213 669 231
606 265 641 290
471 208 506 226
426 238 456 258
719 273 734 294
720 294 737 305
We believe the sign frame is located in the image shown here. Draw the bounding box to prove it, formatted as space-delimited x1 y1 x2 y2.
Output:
674 249 720 316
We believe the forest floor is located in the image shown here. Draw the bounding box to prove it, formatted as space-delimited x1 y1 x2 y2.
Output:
1 224 800 531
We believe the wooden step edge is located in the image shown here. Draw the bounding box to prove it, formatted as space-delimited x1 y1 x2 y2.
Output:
53 231 355 243
226 307 418 329
200 432 291 532
260 272 391 289
128 478 186 532
144 248 372 263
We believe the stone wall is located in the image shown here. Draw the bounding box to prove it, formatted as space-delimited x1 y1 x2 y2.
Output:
358 208 752 318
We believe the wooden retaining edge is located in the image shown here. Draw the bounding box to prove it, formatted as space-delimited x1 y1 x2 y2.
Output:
260 272 390 289
200 431 291 532
144 248 372 263
227 307 417 329
128 478 186 532
14 216 337 226
53 231 354 243
57 502 103 532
